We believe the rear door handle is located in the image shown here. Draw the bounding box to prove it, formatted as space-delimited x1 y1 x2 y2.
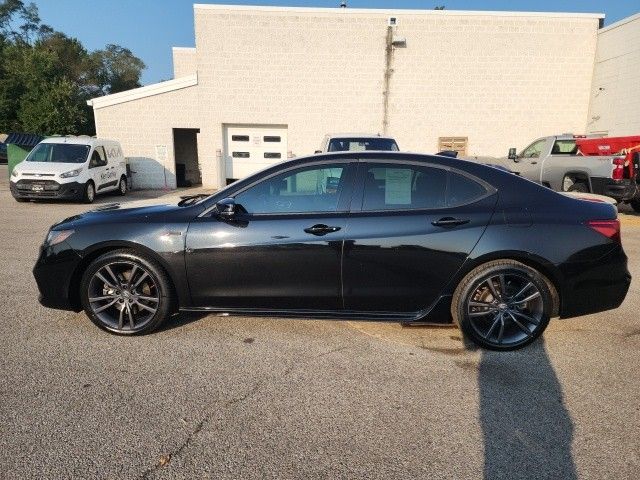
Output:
304 224 341 236
432 217 470 227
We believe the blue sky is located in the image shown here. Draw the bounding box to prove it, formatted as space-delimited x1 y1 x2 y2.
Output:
33 1 640 85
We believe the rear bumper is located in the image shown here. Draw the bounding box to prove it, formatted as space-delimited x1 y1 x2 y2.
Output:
559 245 631 318
33 243 83 312
10 180 84 200
590 177 637 202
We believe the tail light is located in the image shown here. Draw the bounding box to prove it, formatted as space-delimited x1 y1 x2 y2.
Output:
587 219 621 244
611 157 625 180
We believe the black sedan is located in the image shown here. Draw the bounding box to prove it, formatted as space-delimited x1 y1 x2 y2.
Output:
34 152 631 350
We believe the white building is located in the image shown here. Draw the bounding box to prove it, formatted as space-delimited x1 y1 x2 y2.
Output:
87 4 639 190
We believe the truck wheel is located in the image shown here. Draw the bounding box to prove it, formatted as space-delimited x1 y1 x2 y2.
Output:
568 182 588 193
630 199 640 213
118 176 127 196
83 181 96 204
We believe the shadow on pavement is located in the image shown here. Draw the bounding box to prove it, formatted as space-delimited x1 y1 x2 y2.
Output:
479 340 576 480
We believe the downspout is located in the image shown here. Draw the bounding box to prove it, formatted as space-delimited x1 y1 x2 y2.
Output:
382 26 394 135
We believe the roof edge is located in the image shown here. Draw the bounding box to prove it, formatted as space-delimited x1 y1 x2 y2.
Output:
193 4 604 19
599 12 640 33
87 74 198 109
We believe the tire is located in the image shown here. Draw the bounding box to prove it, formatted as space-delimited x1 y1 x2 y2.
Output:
567 181 588 193
451 260 553 351
83 181 96 204
14 197 27 202
80 249 174 335
630 199 640 213
118 176 127 196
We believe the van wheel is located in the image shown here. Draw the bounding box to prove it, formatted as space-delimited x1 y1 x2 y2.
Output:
118 176 127 196
630 199 640 213
451 260 553 351
568 181 588 193
83 181 95 204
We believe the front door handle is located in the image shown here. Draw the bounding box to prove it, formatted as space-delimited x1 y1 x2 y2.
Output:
432 217 470 227
304 224 341 236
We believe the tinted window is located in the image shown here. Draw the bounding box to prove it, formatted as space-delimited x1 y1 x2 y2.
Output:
551 140 577 155
26 143 90 164
231 135 249 142
328 138 399 152
362 164 447 211
264 136 281 142
448 172 487 206
232 151 250 158
236 164 348 214
264 152 281 159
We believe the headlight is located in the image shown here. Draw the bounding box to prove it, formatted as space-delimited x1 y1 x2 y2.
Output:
60 168 83 178
11 169 19 177
45 229 75 246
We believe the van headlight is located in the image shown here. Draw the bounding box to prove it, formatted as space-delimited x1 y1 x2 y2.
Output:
11 169 19 177
60 168 83 178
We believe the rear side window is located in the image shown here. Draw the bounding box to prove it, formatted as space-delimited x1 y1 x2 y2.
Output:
361 163 487 211
551 140 577 155
362 164 447 210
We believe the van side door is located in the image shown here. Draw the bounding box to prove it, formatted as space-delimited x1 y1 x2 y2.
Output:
88 146 114 192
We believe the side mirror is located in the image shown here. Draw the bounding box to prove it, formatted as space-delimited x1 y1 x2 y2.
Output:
508 148 518 161
215 197 237 218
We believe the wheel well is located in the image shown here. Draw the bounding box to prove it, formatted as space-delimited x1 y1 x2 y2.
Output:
563 172 590 191
68 246 179 312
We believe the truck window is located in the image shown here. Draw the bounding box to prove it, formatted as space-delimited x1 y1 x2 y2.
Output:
551 140 577 155
328 138 399 152
520 139 546 159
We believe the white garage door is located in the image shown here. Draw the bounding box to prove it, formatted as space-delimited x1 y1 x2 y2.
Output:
224 125 288 181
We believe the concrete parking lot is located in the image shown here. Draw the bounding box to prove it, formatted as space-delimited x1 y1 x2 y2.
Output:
0 168 638 479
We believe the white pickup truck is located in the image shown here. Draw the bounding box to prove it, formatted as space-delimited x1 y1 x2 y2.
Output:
507 134 638 208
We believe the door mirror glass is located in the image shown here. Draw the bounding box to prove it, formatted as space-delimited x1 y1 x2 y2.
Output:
215 198 237 218
508 148 518 161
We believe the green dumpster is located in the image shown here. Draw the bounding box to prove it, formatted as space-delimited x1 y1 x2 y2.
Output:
5 133 44 175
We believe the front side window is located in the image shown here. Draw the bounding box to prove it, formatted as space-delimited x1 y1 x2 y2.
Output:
26 143 90 164
235 164 349 214
89 146 107 167
362 164 448 210
328 138 399 152
520 139 546 159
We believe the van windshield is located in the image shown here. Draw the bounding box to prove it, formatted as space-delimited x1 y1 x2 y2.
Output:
26 143 91 164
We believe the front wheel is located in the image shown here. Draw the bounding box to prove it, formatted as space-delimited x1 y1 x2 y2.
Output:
80 249 173 335
451 260 553 350
83 181 95 203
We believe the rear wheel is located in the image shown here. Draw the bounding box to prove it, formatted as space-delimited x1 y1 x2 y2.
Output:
567 181 588 193
118 176 127 196
451 260 553 350
83 181 95 203
80 250 173 335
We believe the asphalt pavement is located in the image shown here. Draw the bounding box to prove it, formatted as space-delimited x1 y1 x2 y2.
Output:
0 168 638 479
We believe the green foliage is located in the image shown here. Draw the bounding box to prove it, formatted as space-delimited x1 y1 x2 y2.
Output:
0 0 145 135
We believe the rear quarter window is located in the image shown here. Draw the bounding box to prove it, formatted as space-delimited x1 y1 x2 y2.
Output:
447 172 487 206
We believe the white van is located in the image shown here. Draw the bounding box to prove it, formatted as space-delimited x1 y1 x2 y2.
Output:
10 136 127 203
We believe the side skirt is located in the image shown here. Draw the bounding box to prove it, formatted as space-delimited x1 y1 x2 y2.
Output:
180 295 454 325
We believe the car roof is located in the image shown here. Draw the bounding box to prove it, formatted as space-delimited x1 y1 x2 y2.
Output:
40 136 119 146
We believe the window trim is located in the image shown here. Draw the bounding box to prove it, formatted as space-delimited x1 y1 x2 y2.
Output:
350 159 495 213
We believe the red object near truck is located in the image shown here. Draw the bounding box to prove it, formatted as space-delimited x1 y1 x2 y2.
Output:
575 136 640 182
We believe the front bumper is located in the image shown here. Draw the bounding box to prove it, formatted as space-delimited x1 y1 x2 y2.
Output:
590 177 637 202
33 242 83 312
10 180 83 200
559 245 631 318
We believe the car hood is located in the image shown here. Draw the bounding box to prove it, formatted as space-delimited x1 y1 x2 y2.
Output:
52 201 201 229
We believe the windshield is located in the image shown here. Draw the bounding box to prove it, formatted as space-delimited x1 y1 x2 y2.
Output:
26 143 90 164
328 138 399 152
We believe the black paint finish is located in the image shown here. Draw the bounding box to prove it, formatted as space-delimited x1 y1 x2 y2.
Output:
33 152 631 325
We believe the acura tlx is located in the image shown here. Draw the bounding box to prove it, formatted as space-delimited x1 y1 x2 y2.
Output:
33 152 631 350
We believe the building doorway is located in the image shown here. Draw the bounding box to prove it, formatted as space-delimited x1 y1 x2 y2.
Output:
173 128 201 187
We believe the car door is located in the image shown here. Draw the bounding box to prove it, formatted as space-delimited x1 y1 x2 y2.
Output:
342 160 497 313
514 138 549 182
88 146 111 191
185 160 356 310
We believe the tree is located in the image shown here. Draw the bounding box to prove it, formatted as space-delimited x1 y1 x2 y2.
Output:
0 0 145 135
